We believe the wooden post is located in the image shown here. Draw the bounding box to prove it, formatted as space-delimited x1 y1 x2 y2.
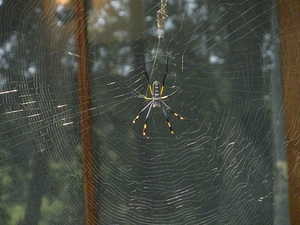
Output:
279 1 300 224
74 0 97 224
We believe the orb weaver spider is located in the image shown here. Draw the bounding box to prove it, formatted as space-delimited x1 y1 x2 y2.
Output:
133 58 186 137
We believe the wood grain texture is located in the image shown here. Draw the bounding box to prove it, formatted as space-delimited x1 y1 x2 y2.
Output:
74 0 97 224
279 1 300 224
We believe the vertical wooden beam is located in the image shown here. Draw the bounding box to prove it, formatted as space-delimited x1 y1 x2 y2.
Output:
74 0 97 224
279 1 300 224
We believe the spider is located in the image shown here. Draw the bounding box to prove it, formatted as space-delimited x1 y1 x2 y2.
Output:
133 58 186 137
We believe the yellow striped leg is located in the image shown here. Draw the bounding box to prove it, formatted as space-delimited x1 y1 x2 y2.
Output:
162 101 185 121
162 105 175 135
142 102 154 136
133 101 153 124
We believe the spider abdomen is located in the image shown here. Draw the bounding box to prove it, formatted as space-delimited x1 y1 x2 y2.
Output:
152 100 162 108
152 81 161 98
133 57 187 136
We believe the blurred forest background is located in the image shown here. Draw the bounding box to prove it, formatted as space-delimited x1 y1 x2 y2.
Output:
0 0 290 224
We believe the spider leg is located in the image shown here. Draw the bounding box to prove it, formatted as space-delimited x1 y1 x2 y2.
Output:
160 56 169 95
132 91 151 100
160 85 181 100
142 102 154 136
162 104 175 135
135 92 152 100
162 56 168 86
161 101 185 120
133 100 153 124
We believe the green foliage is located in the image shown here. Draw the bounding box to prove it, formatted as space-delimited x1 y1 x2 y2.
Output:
0 202 10 225
7 205 24 225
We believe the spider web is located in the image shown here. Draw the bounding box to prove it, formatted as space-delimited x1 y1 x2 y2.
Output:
0 0 290 224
